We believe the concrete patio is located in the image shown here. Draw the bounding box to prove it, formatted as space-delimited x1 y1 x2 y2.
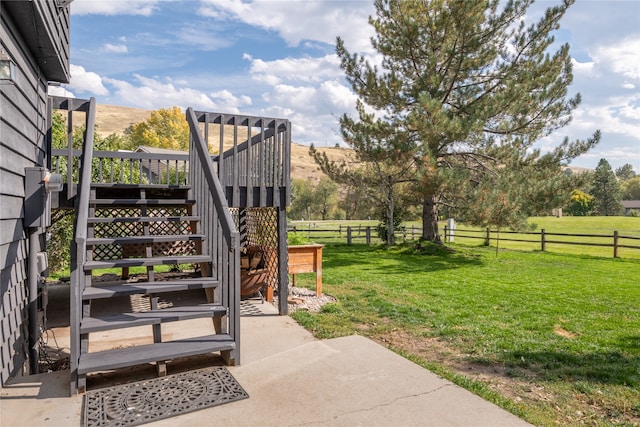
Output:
1 284 532 426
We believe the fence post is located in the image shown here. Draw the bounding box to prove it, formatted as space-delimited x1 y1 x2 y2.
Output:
614 230 619 258
339 225 342 236
347 226 352 246
484 228 490 246
411 225 415 240
541 229 546 252
444 226 448 243
366 226 371 245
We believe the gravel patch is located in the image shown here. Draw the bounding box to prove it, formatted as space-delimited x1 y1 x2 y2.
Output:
273 286 337 313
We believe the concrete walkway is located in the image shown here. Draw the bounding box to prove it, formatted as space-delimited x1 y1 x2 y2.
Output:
1 288 532 426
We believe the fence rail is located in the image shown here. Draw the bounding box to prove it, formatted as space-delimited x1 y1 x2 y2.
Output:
288 223 640 259
447 226 640 258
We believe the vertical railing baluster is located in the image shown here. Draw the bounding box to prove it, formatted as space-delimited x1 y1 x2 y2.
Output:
259 120 266 206
183 159 187 185
232 117 239 205
273 120 281 206
219 114 225 183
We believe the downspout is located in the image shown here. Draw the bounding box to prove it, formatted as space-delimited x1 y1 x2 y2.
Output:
28 227 40 374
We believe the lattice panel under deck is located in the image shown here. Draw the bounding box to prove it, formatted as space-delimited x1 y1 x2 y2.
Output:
92 207 196 261
243 207 279 291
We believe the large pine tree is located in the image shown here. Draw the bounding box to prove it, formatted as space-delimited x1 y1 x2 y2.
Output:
328 0 599 241
591 158 623 216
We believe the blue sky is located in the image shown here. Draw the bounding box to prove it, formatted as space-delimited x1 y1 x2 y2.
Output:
52 0 640 172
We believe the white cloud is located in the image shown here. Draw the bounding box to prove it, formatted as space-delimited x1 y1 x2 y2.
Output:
247 54 342 85
320 80 357 111
562 29 640 171
103 43 128 54
68 64 109 95
71 0 159 16
103 75 216 110
101 74 251 113
589 37 640 80
198 0 376 52
172 25 235 51
209 89 252 108
571 59 596 77
47 85 75 98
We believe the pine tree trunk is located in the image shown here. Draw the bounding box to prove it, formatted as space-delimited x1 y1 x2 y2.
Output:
422 193 441 243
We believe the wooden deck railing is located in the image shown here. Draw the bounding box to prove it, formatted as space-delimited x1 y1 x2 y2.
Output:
51 149 189 186
195 111 291 208
51 110 291 209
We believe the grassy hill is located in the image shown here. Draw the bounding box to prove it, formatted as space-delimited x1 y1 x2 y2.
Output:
94 104 349 183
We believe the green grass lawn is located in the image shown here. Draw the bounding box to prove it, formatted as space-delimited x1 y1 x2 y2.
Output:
290 241 640 426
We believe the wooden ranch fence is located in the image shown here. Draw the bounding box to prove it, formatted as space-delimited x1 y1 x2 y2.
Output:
288 224 640 259
444 226 640 259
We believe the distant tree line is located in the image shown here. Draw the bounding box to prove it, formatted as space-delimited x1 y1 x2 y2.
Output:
289 156 638 232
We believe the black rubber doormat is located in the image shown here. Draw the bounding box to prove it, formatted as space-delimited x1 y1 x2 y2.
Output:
83 366 249 427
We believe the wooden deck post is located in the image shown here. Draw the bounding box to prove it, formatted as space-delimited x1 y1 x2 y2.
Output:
277 205 289 315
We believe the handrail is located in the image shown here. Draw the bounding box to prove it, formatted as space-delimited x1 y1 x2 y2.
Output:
186 107 240 362
187 108 238 243
74 97 96 251
67 96 96 395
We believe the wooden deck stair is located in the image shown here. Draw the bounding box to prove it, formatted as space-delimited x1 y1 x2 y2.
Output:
75 183 236 392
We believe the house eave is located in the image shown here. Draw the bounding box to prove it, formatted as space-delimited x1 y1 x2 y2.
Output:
3 1 72 83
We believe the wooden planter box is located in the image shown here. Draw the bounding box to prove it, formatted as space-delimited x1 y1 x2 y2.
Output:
288 244 323 297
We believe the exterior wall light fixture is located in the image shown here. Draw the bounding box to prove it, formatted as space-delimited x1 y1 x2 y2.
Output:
0 51 17 84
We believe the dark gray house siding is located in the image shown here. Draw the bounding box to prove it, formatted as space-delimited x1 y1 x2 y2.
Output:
0 0 71 386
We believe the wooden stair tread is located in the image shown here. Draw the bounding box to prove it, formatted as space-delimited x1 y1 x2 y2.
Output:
77 334 235 374
82 278 220 300
80 304 227 333
88 216 199 224
86 234 206 245
84 255 211 270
